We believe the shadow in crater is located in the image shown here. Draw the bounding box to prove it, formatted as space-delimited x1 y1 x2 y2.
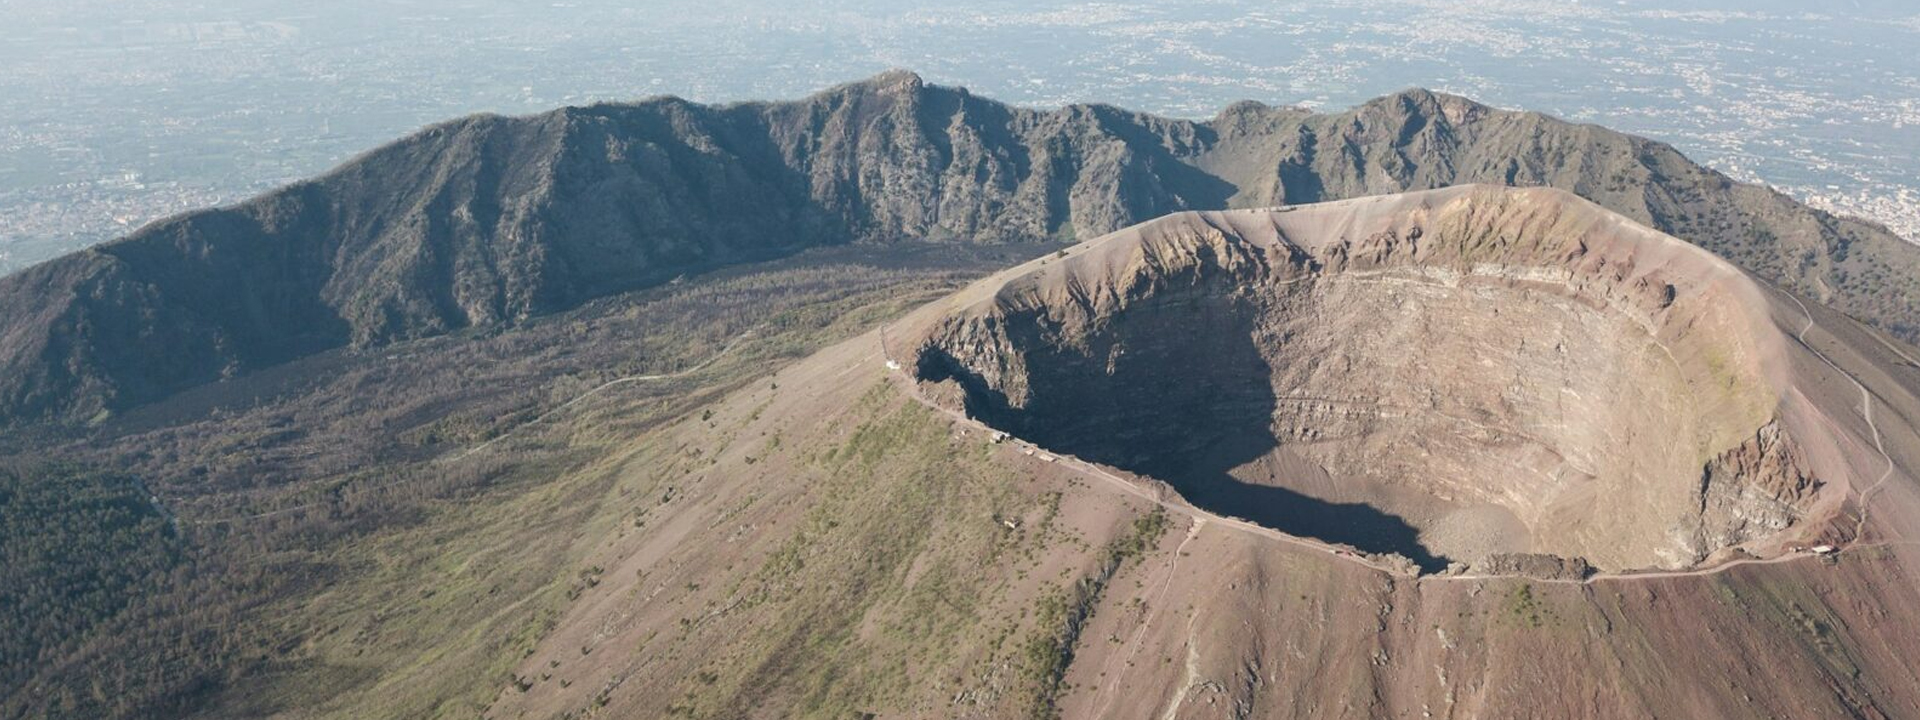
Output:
1138 425 1451 573
918 289 1452 573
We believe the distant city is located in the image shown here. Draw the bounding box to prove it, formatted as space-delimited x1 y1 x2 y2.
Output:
4 0 1918 274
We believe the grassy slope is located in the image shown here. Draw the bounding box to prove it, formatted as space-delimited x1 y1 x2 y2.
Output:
207 288 1007 718
0 244 1042 719
475 351 1179 719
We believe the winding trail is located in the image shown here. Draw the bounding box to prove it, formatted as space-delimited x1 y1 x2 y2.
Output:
186 332 756 526
1157 608 1208 720
1783 293 1898 544
444 331 755 463
1092 517 1206 719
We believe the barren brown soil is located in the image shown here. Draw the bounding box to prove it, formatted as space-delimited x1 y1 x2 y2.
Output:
483 187 1920 719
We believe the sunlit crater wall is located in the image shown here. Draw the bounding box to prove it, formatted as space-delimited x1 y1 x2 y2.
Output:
915 187 1821 572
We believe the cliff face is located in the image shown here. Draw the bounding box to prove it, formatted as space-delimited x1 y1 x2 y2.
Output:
1692 421 1822 559
4 71 1916 425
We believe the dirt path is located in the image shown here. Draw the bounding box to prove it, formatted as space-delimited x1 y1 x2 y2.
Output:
445 331 757 463
1157 608 1208 720
1783 293 1898 544
1092 517 1206 718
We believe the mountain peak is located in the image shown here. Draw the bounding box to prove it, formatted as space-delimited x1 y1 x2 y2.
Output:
1369 87 1490 124
856 68 927 93
1213 98 1274 119
798 69 935 107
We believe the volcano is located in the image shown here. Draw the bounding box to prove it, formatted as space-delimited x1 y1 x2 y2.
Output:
907 186 1889 575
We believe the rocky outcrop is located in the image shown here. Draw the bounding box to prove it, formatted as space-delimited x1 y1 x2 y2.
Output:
1685 422 1821 562
1467 553 1597 580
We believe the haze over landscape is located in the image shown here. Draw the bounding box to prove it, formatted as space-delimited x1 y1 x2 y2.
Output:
6 0 1920 274
4 3 1920 719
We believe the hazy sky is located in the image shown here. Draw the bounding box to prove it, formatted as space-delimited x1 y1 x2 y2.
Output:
3 0 1918 271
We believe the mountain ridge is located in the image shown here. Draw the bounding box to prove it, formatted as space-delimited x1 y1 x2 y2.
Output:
4 70 1916 426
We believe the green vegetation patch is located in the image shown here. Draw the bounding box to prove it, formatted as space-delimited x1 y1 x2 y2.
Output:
0 463 182 715
1501 582 1562 629
1015 507 1169 718
665 392 1042 719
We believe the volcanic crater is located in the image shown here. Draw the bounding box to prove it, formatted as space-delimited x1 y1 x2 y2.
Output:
912 186 1828 574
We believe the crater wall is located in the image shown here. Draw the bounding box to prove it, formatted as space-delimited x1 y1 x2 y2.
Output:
914 186 1823 572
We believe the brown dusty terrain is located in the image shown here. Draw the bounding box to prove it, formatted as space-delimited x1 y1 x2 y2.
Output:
481 187 1920 719
907 185 1874 574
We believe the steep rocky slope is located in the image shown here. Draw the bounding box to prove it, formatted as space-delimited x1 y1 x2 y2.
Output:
4 71 1917 426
